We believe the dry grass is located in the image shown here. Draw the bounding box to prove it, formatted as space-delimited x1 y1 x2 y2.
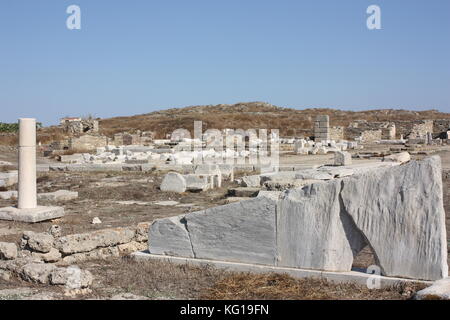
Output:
90 257 229 299
201 272 427 300
82 257 427 300
98 103 450 139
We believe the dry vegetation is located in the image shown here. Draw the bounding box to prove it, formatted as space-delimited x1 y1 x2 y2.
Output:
82 257 426 300
2 102 449 146
98 102 450 138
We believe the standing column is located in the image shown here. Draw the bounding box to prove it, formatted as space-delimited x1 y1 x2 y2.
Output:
18 118 37 209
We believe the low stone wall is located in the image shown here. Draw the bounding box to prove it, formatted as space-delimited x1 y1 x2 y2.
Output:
0 223 150 289
360 130 382 142
329 127 344 141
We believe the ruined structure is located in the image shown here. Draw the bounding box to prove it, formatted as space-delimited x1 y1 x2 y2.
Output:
61 117 99 135
314 115 330 141
148 156 448 281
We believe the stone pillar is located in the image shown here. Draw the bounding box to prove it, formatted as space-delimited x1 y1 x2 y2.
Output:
18 118 37 209
314 115 330 142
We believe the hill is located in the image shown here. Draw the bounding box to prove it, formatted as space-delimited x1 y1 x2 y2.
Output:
98 102 450 138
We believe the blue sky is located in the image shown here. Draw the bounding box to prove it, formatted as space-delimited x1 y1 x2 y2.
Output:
0 0 449 125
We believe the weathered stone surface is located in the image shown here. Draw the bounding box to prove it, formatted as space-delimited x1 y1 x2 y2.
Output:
277 181 366 271
241 175 261 187
257 191 282 201
21 263 56 284
334 151 352 166
117 241 147 255
160 172 187 193
383 152 411 164
38 190 78 202
185 197 277 265
184 174 210 191
0 206 65 223
0 171 18 188
414 278 450 300
341 156 448 280
135 222 150 242
0 191 18 200
295 170 334 180
146 156 447 281
148 215 194 258
61 247 120 264
50 267 93 288
27 233 54 253
31 248 61 263
0 269 11 281
54 228 135 254
224 197 251 204
318 167 354 178
48 225 62 238
0 242 18 260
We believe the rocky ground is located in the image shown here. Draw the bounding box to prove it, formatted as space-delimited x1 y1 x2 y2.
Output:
0 148 449 300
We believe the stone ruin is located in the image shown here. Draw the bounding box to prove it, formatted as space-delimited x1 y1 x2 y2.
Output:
148 156 448 281
61 117 99 135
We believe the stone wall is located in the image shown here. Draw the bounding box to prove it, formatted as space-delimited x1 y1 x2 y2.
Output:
329 127 344 141
314 115 330 141
434 120 450 138
360 130 382 142
405 120 434 139
62 119 99 136
69 135 109 151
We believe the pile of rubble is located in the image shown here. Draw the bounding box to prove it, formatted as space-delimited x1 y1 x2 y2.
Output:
0 223 149 291
293 139 360 155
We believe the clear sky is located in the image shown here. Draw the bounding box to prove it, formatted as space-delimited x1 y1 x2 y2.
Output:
0 0 449 125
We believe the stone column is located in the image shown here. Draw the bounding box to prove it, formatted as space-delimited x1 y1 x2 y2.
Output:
18 118 37 209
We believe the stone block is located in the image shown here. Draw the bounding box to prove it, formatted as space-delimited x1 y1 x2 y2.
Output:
277 181 366 271
0 242 18 260
160 172 187 193
185 197 277 265
0 206 65 223
148 215 194 258
341 156 448 280
334 151 352 166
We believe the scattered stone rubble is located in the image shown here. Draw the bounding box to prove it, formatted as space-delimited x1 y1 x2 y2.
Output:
0 223 150 289
0 190 78 202
148 156 448 281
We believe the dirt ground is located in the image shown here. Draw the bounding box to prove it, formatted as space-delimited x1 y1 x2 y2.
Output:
0 147 449 300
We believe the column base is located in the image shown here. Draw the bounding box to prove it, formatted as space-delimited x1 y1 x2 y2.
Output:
0 206 65 223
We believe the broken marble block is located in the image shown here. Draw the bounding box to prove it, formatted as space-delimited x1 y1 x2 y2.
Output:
160 172 187 193
0 171 18 188
383 152 411 164
37 190 78 202
147 156 448 281
149 197 277 265
341 156 448 280
148 215 194 258
184 174 210 192
334 151 352 166
277 180 366 271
